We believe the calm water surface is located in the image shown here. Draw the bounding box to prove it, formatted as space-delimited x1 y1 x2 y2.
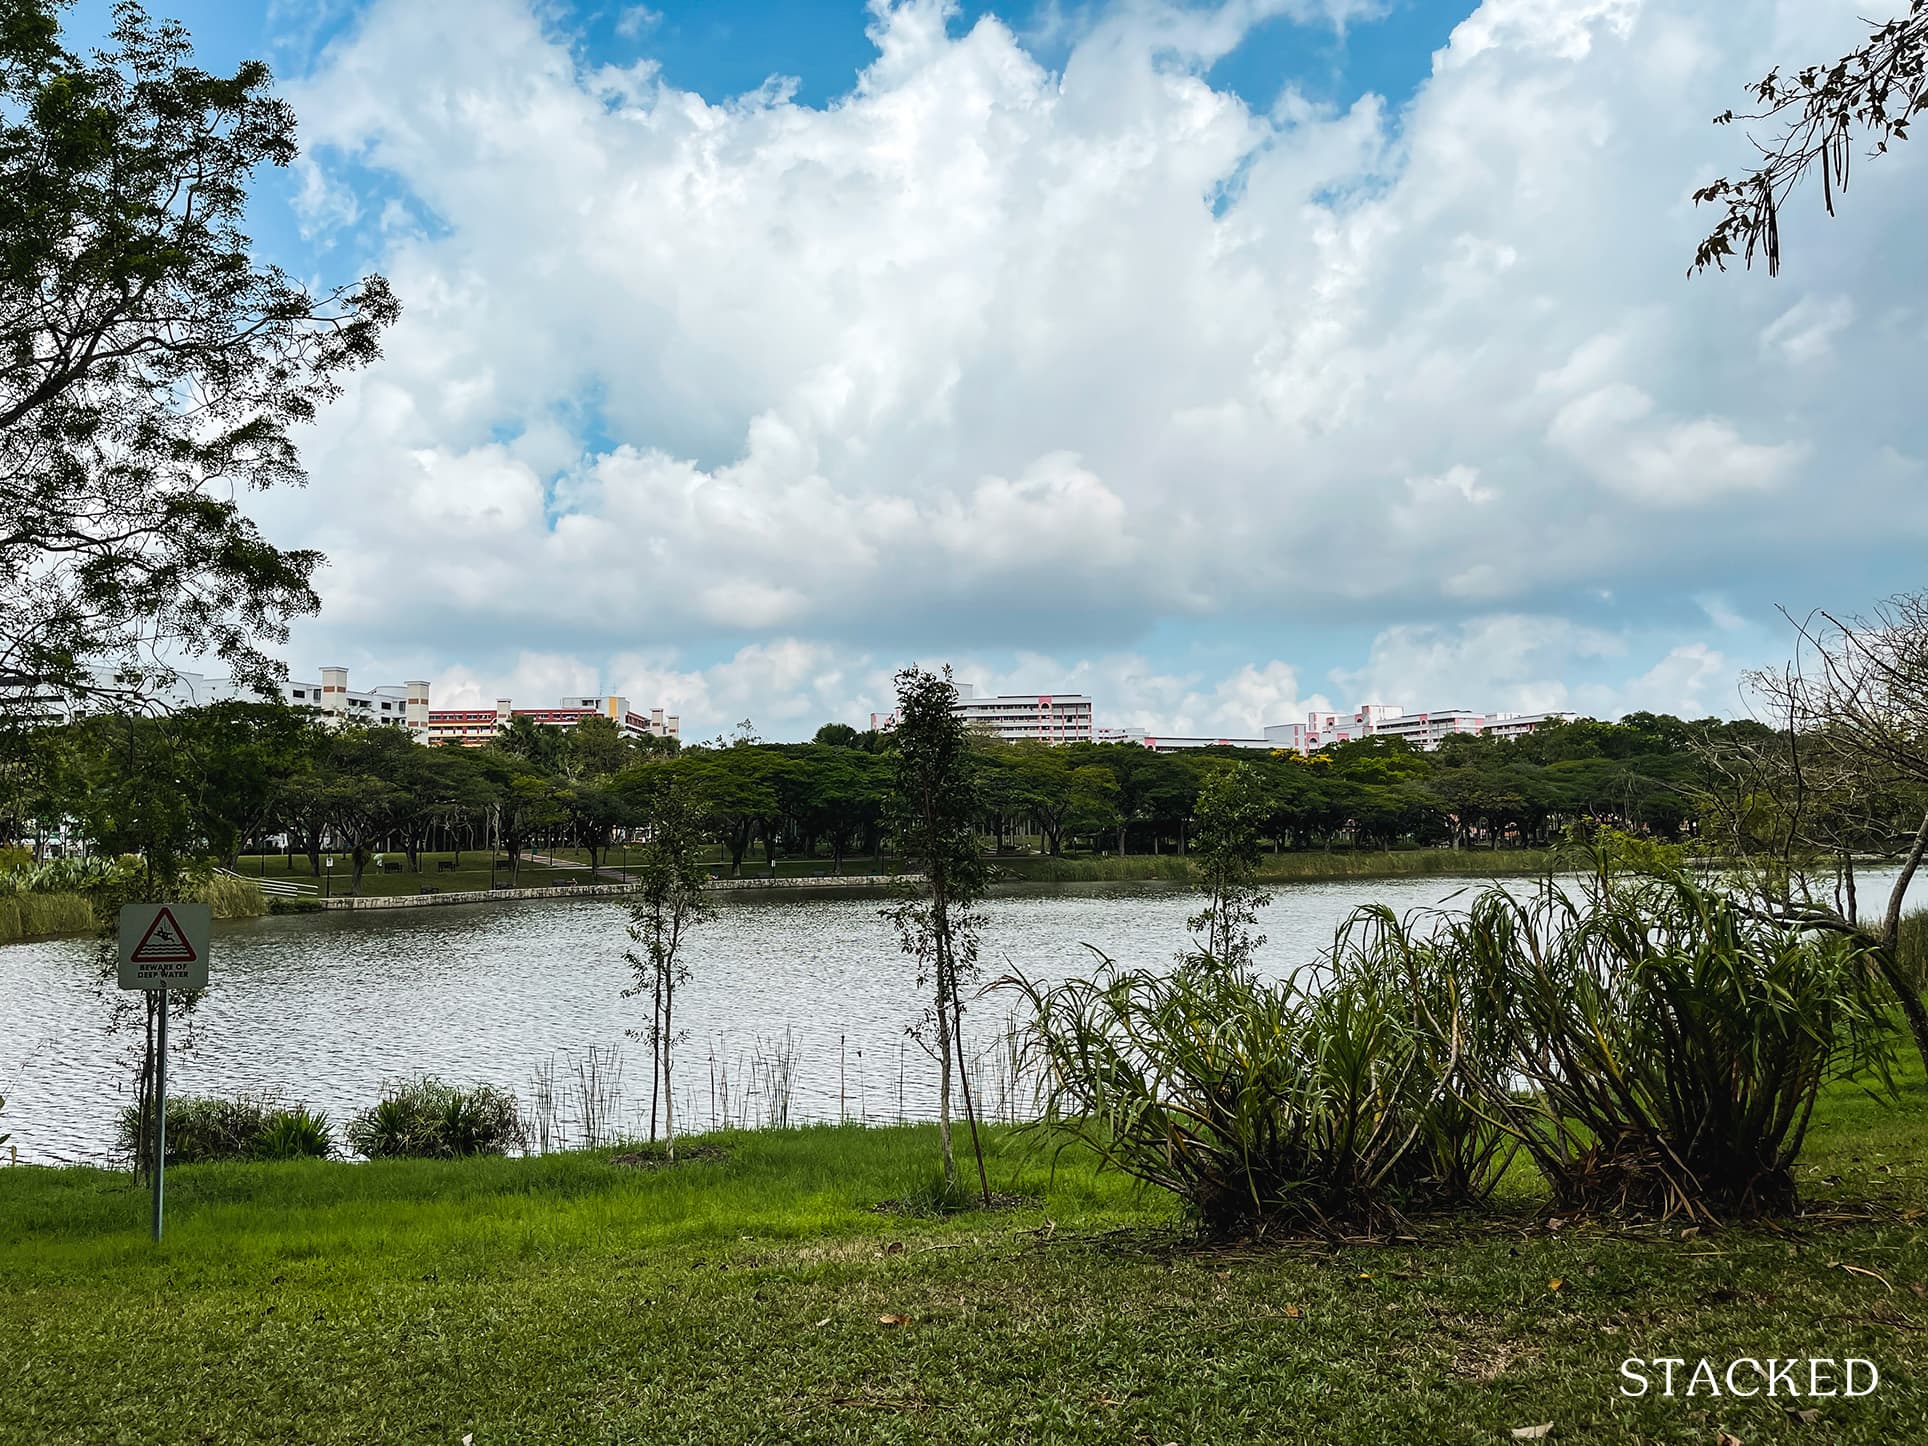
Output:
4 872 1914 1163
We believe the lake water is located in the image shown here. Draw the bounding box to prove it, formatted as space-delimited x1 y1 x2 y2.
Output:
3 870 1915 1164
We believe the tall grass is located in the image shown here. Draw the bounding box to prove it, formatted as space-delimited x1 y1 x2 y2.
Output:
1418 869 1896 1221
191 872 269 920
0 892 95 944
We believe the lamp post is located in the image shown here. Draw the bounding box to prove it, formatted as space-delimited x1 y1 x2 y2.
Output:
324 857 333 899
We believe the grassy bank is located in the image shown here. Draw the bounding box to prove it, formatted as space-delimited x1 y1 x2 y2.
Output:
0 872 269 946
4 1070 1923 1444
997 846 1561 885
0 890 94 944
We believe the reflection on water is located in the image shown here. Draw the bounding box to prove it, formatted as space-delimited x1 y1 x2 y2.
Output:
5 871 1915 1164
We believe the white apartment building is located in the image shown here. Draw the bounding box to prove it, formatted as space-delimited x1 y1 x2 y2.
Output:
871 683 1095 745
426 695 680 747
284 666 428 735
19 664 429 735
1261 704 1578 755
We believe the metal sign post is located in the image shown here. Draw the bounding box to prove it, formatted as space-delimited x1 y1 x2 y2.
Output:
118 903 211 1243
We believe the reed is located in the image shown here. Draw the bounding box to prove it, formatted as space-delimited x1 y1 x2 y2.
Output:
0 891 95 944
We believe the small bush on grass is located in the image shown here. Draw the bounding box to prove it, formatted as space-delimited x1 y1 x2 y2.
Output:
1431 865 1895 1222
251 1107 333 1160
346 1077 525 1159
115 1094 278 1165
1009 953 1453 1237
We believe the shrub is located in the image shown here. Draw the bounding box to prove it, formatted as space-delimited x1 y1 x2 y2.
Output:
193 871 269 920
116 1094 276 1165
1430 867 1895 1221
252 1107 333 1160
347 1077 525 1159
1010 955 1443 1236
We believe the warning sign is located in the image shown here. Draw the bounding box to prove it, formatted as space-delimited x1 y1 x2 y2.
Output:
118 902 211 990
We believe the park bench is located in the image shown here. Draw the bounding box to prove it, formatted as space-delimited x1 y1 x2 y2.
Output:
419 886 439 896
490 880 514 890
436 860 458 872
379 861 404 874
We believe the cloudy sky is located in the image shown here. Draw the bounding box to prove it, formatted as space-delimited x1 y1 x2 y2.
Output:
72 0 1926 739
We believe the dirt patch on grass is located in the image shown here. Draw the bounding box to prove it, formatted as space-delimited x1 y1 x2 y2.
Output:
870 1189 1039 1219
608 1144 730 1170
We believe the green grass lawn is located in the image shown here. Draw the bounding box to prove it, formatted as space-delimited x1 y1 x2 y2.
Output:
4 1072 1925 1444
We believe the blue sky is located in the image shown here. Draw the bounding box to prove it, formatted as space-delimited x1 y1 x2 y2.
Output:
65 0 1928 737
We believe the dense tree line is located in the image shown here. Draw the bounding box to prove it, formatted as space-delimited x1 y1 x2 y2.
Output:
0 703 1796 892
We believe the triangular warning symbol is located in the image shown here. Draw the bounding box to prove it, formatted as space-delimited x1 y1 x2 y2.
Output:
130 907 198 965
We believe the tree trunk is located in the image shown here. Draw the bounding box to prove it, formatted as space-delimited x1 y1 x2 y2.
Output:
934 920 957 1190
663 983 676 1165
950 979 991 1207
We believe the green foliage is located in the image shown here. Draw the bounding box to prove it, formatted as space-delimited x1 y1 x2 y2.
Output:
191 870 267 920
1902 910 1928 994
624 779 716 1150
0 0 397 701
1422 864 1897 1221
884 666 991 1194
115 1094 278 1166
1011 955 1453 1236
251 1108 333 1161
346 1077 525 1160
1185 763 1271 969
0 890 94 942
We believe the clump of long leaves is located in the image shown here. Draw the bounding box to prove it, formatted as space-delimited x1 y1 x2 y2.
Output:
1332 905 1517 1206
1430 864 1895 1221
115 1093 280 1165
251 1107 334 1160
346 1076 525 1159
1008 951 1447 1236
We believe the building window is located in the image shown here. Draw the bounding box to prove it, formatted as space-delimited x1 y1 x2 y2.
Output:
292 689 305 699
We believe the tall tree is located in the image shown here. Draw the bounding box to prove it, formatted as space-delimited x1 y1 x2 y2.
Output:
1694 4 1926 274
0 2 397 707
882 666 990 1203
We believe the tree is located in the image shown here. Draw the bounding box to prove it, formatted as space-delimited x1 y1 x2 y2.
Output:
812 722 860 748
497 715 565 774
561 782 630 875
476 748 562 884
324 727 413 895
1185 763 1272 970
622 776 714 1160
1693 4 1926 275
564 714 628 782
1698 597 1928 1073
882 666 990 1204
183 701 323 867
793 745 883 875
0 2 397 708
